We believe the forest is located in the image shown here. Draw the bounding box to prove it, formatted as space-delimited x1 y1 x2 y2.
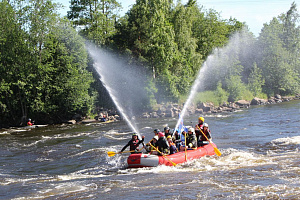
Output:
0 0 299 127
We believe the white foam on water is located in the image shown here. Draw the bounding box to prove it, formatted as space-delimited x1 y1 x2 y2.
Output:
271 135 300 145
11 182 98 200
104 134 129 140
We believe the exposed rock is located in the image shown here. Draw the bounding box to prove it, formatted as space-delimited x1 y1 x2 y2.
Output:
251 97 268 105
228 102 239 109
165 108 174 117
67 120 76 124
150 112 159 118
275 94 282 99
195 109 203 114
235 100 250 108
142 112 150 118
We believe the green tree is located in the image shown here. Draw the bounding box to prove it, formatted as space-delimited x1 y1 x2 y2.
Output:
214 81 229 105
68 0 121 46
0 1 33 126
247 62 265 97
259 13 299 96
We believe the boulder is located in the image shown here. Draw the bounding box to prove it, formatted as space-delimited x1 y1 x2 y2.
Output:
67 120 76 124
251 97 268 105
195 109 203 114
275 94 282 99
235 100 250 108
150 112 159 118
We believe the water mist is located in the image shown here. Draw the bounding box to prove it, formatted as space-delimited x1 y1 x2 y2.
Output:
86 43 149 138
175 30 256 130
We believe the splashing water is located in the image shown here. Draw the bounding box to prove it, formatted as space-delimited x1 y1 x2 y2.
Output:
175 30 255 130
86 44 149 137
174 61 210 131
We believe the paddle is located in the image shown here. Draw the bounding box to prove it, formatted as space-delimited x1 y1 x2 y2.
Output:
197 125 221 156
148 143 177 166
184 131 187 161
107 150 137 157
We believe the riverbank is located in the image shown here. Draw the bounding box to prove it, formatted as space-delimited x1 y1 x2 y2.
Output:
140 94 300 119
1 94 298 130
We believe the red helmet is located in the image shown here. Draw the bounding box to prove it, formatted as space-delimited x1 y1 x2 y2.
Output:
158 132 165 138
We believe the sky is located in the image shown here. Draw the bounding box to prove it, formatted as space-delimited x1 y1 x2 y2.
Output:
57 0 300 36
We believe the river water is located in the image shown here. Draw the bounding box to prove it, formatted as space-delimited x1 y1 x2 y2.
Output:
0 100 299 200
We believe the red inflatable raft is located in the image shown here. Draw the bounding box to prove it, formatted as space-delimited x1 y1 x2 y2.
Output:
127 143 217 168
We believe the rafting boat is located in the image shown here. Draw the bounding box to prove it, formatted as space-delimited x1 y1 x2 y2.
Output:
127 142 217 168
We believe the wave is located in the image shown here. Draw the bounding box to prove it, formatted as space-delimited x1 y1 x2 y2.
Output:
271 135 300 145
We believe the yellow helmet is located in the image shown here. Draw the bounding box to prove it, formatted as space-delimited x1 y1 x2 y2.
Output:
198 117 204 122
166 135 172 139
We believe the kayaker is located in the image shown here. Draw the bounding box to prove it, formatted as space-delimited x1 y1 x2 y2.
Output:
197 123 212 146
195 117 204 140
120 133 145 154
164 126 172 138
167 135 177 155
27 118 34 126
185 127 197 149
155 132 170 155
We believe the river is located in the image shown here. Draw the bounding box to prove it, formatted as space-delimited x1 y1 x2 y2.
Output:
0 100 299 200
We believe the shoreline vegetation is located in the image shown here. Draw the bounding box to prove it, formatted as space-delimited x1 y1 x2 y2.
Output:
0 94 298 131
1 1 299 129
75 94 300 125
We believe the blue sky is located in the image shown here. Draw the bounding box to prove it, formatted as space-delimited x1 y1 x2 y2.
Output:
57 0 299 36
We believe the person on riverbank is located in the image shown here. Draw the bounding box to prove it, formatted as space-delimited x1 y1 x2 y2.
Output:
195 117 204 140
197 123 212 146
167 135 177 155
155 132 170 155
27 118 34 126
120 133 145 154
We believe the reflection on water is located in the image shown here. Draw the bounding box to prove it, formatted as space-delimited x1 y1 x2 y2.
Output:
0 101 299 199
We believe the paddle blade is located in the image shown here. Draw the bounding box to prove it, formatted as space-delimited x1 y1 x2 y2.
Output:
107 151 116 157
214 147 222 156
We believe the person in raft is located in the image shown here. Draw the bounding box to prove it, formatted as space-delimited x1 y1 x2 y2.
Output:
197 123 212 147
172 129 182 149
149 135 159 155
163 126 172 138
120 133 145 154
195 116 204 141
185 127 197 150
167 135 177 155
145 129 160 152
154 132 170 155
27 118 34 126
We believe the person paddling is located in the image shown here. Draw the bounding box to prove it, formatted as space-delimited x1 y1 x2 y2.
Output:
195 117 204 140
197 123 212 146
167 135 177 155
120 133 145 154
185 127 197 149
155 132 170 155
27 118 34 126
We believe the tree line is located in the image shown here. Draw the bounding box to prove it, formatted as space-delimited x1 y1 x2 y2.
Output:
0 0 299 127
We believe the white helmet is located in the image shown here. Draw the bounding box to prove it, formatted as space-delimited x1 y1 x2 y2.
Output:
203 123 209 127
188 127 194 133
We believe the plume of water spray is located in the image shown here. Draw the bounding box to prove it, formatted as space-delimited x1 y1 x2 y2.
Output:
175 30 256 130
86 43 149 138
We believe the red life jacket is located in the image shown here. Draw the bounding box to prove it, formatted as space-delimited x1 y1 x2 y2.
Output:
200 129 211 141
195 124 203 138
